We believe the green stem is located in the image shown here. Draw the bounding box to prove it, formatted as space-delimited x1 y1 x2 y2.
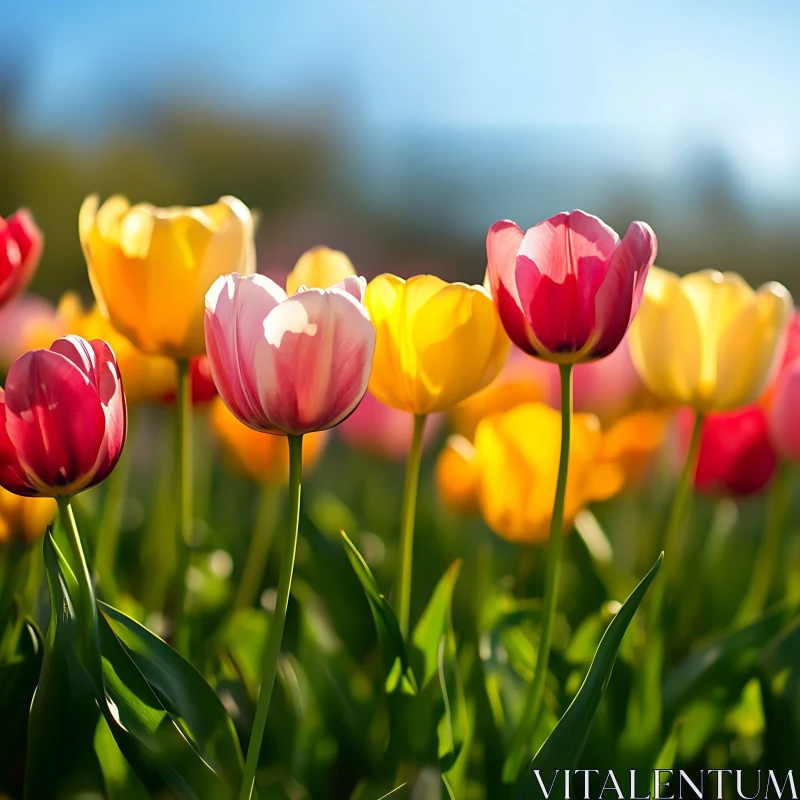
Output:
57 497 102 684
94 432 133 600
736 462 790 625
0 544 32 663
238 434 303 800
173 358 193 655
503 363 572 781
640 410 705 742
395 414 427 639
235 482 282 610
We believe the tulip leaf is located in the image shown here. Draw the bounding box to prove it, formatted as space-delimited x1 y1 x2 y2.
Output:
340 530 417 695
411 560 462 688
519 553 663 791
26 533 106 799
40 532 237 799
98 600 244 787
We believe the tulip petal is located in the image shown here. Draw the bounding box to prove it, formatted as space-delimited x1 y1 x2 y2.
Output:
713 281 793 410
205 273 286 429
515 212 618 356
486 221 534 353
769 360 800 461
330 275 367 303
628 267 703 406
591 222 657 359
256 288 375 433
0 390 38 496
4 349 106 493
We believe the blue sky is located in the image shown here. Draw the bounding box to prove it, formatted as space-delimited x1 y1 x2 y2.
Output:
5 0 800 197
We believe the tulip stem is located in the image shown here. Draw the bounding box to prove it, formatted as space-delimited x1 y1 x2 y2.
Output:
395 413 428 639
57 497 102 685
239 434 303 800
737 462 790 625
235 482 282 610
173 358 193 656
640 410 705 747
503 363 572 782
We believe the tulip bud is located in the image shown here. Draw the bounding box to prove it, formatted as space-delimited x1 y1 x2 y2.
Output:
0 210 43 310
629 268 792 412
365 274 510 415
0 336 127 497
486 211 657 364
286 246 356 295
205 273 375 435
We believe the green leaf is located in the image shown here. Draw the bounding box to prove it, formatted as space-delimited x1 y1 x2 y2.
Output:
411 560 461 688
0 616 42 797
340 530 417 695
99 600 244 788
39 532 237 800
664 603 793 714
26 533 105 799
522 554 663 787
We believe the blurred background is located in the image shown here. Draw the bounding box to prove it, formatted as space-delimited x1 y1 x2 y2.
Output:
3 0 799 300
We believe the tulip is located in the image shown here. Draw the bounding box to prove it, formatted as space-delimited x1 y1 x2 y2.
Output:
486 211 657 363
677 407 777 497
437 403 623 542
365 274 510 415
435 434 481 517
628 268 793 412
160 356 218 406
0 210 43 310
80 194 255 359
0 335 126 498
767 311 800 461
285 246 356 295
210 397 327 484
599 410 670 488
338 391 442 460
206 271 375 799
205 273 375 435
0 487 56 546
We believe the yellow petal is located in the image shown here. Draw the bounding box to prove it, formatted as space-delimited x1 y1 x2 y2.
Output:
286 247 356 294
712 281 793 410
436 434 481 516
629 267 702 406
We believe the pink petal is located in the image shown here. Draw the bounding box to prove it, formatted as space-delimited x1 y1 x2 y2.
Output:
591 221 657 359
486 220 533 353
4 349 106 493
769 360 800 461
205 273 286 429
256 288 375 434
0 389 38 496
515 211 619 355
88 339 127 482
330 275 367 303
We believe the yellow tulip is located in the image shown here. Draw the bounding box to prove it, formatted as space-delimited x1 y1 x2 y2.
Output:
0 487 56 546
599 409 670 487
364 274 510 415
54 293 175 404
435 434 481 516
80 194 255 359
285 246 356 295
437 403 623 543
210 398 327 484
628 267 792 412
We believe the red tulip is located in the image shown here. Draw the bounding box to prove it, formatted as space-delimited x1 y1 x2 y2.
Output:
0 210 43 309
679 407 777 497
205 273 375 435
486 210 657 363
0 336 126 497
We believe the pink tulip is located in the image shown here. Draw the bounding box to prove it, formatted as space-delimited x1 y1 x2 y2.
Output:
338 391 442 460
768 360 800 461
0 336 127 497
0 210 43 310
487 210 657 363
205 273 375 435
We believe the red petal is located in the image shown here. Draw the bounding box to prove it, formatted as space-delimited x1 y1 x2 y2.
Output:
4 348 106 493
0 389 38 496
